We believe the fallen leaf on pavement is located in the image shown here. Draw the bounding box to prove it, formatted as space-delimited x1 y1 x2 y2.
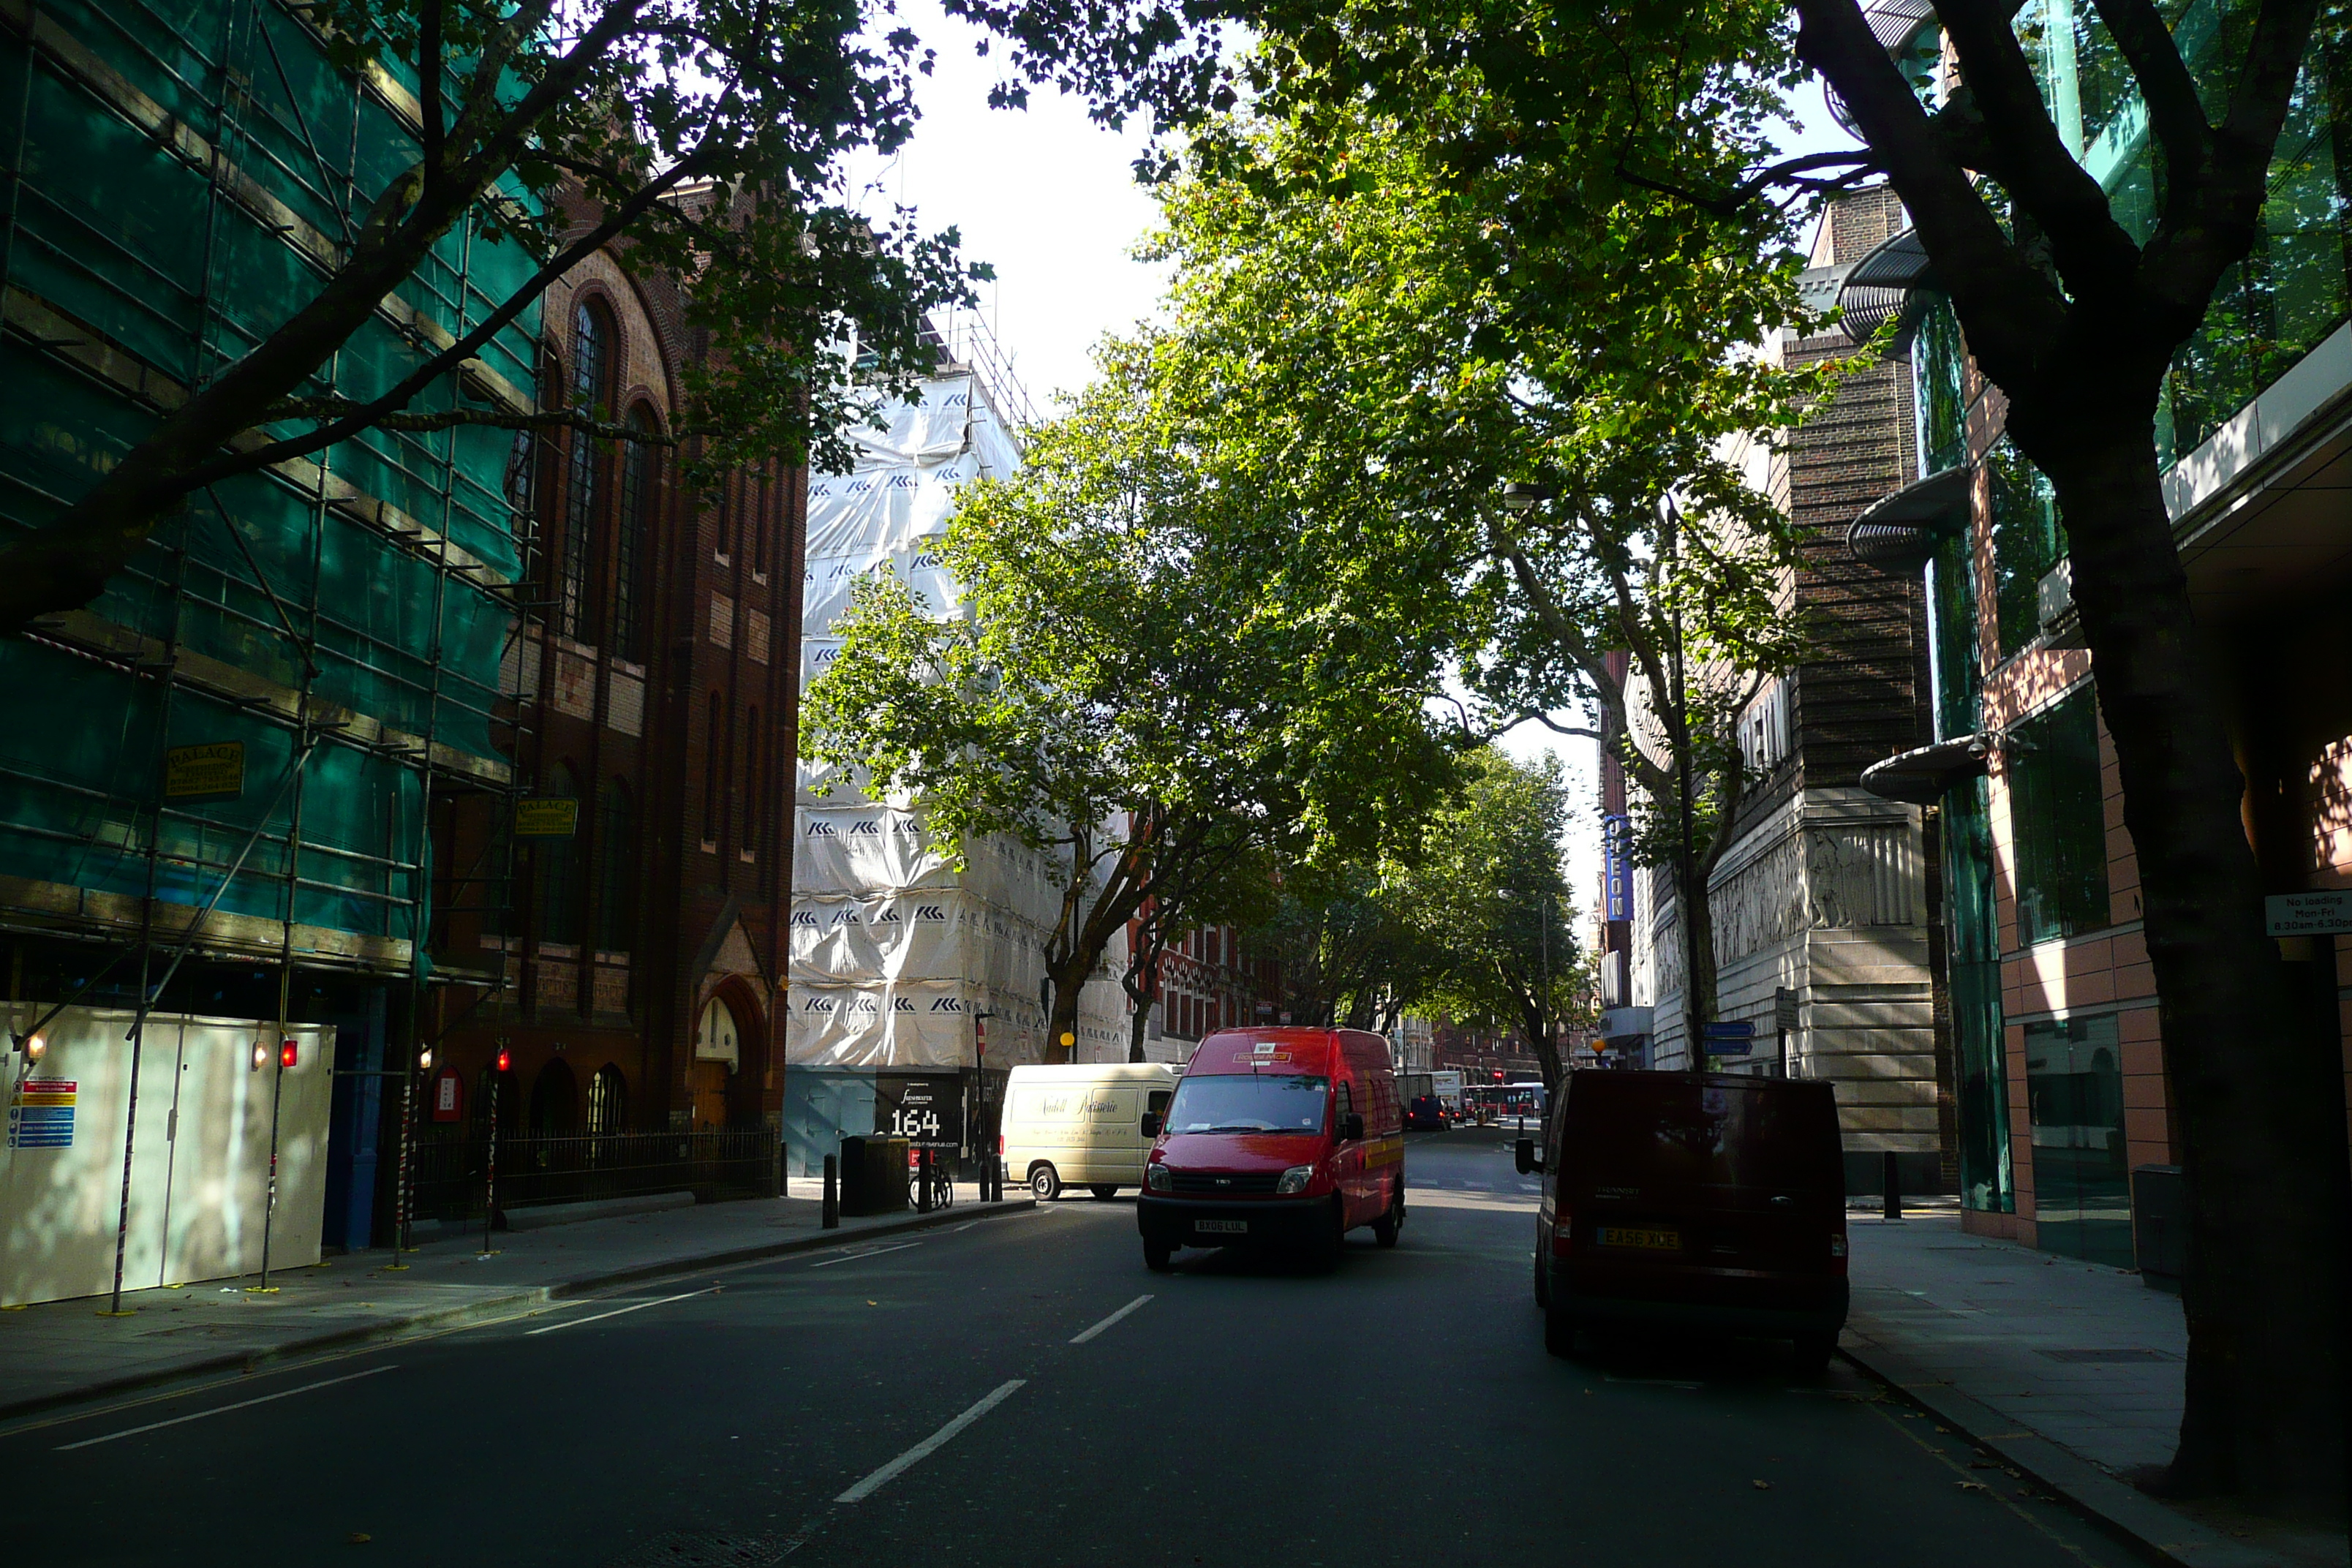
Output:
1956 1482 1988 1493
1751 1480 1773 1490
348 1532 372 1544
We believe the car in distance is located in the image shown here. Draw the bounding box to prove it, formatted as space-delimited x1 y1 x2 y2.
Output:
1404 1093 1449 1131
1519 1070 1848 1371
1137 1028 1404 1271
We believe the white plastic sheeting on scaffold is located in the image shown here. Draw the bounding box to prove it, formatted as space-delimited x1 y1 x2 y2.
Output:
791 373 1129 1071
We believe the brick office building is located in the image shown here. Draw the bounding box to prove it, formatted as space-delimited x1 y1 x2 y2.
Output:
415 188 804 1220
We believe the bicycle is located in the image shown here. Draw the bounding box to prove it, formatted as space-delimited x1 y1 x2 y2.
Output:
906 1150 954 1211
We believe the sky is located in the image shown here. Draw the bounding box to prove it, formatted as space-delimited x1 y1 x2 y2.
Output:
837 0 1173 415
840 12 1858 927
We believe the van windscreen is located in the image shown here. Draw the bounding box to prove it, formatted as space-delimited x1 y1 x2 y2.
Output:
1166 1074 1329 1135
1565 1081 1836 1190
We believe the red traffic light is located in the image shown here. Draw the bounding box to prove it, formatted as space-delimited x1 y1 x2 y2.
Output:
496 1047 513 1072
1491 1070 1505 1082
279 1039 298 1068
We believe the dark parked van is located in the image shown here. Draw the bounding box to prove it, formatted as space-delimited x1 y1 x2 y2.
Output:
1517 1070 1847 1369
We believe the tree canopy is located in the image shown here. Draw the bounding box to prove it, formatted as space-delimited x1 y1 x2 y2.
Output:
799 347 1458 1059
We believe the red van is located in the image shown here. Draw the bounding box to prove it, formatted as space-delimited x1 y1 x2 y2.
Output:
1137 1028 1405 1271
1519 1070 1848 1369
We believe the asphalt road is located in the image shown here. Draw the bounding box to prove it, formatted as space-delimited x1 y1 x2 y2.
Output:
1 1126 2127 1568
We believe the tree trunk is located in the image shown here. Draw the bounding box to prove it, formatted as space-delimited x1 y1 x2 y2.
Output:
1519 992 1564 1091
1044 958 1088 1065
1126 981 1154 1063
2017 382 2350 1509
1676 862 1720 1069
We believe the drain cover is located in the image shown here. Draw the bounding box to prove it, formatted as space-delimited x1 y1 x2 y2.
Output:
600 1532 788 1567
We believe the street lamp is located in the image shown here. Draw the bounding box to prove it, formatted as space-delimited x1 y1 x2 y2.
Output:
1501 480 1556 513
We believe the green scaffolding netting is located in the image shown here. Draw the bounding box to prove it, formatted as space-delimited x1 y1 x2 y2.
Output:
0 0 540 946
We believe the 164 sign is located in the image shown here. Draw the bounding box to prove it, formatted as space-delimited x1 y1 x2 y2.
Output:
875 1074 962 1150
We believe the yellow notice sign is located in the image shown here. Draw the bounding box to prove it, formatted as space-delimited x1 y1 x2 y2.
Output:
515 797 580 838
164 742 245 801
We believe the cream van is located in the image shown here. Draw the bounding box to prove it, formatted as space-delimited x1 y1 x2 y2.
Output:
1001 1063 1180 1200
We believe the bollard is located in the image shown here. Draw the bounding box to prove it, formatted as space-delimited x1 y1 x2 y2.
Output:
1882 1150 1901 1221
987 1153 1000 1202
822 1153 840 1229
918 1148 935 1213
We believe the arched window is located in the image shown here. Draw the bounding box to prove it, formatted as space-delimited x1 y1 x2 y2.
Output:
560 300 614 641
535 763 582 946
613 405 656 662
596 778 635 952
696 995 741 1068
587 1064 629 1136
529 1059 577 1134
742 706 761 858
702 691 723 845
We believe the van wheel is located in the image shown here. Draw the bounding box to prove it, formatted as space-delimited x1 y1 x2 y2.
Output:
1792 1332 1837 1376
1311 1198 1346 1272
1089 1184 1120 1200
1029 1164 1061 1202
1543 1303 1583 1359
1371 1187 1402 1248
1143 1237 1174 1273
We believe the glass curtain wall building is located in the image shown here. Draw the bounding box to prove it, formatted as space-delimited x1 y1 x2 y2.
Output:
1893 0 2351 1256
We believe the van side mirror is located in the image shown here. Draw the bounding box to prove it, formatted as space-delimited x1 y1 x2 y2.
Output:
1514 1137 1541 1175
1139 1112 1161 1139
1342 1112 1365 1142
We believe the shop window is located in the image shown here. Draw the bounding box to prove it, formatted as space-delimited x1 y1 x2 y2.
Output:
2024 1012 2131 1265
1988 437 2065 660
2009 689 2110 946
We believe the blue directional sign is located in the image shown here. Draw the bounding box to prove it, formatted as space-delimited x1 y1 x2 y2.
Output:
1700 1020 1755 1056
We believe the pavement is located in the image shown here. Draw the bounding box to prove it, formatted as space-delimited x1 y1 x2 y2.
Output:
0 1178 1033 1421
1843 1210 2342 1568
0 1129 2133 1568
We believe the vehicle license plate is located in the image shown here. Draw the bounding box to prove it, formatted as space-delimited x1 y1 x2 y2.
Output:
1194 1218 1248 1235
1596 1226 1680 1251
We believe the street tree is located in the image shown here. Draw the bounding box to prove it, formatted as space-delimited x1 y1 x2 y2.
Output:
1139 110 1826 1059
1181 0 2352 1510
0 0 1230 633
1245 858 1444 1033
1117 837 1279 1061
799 352 1456 1062
1388 747 1588 1089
